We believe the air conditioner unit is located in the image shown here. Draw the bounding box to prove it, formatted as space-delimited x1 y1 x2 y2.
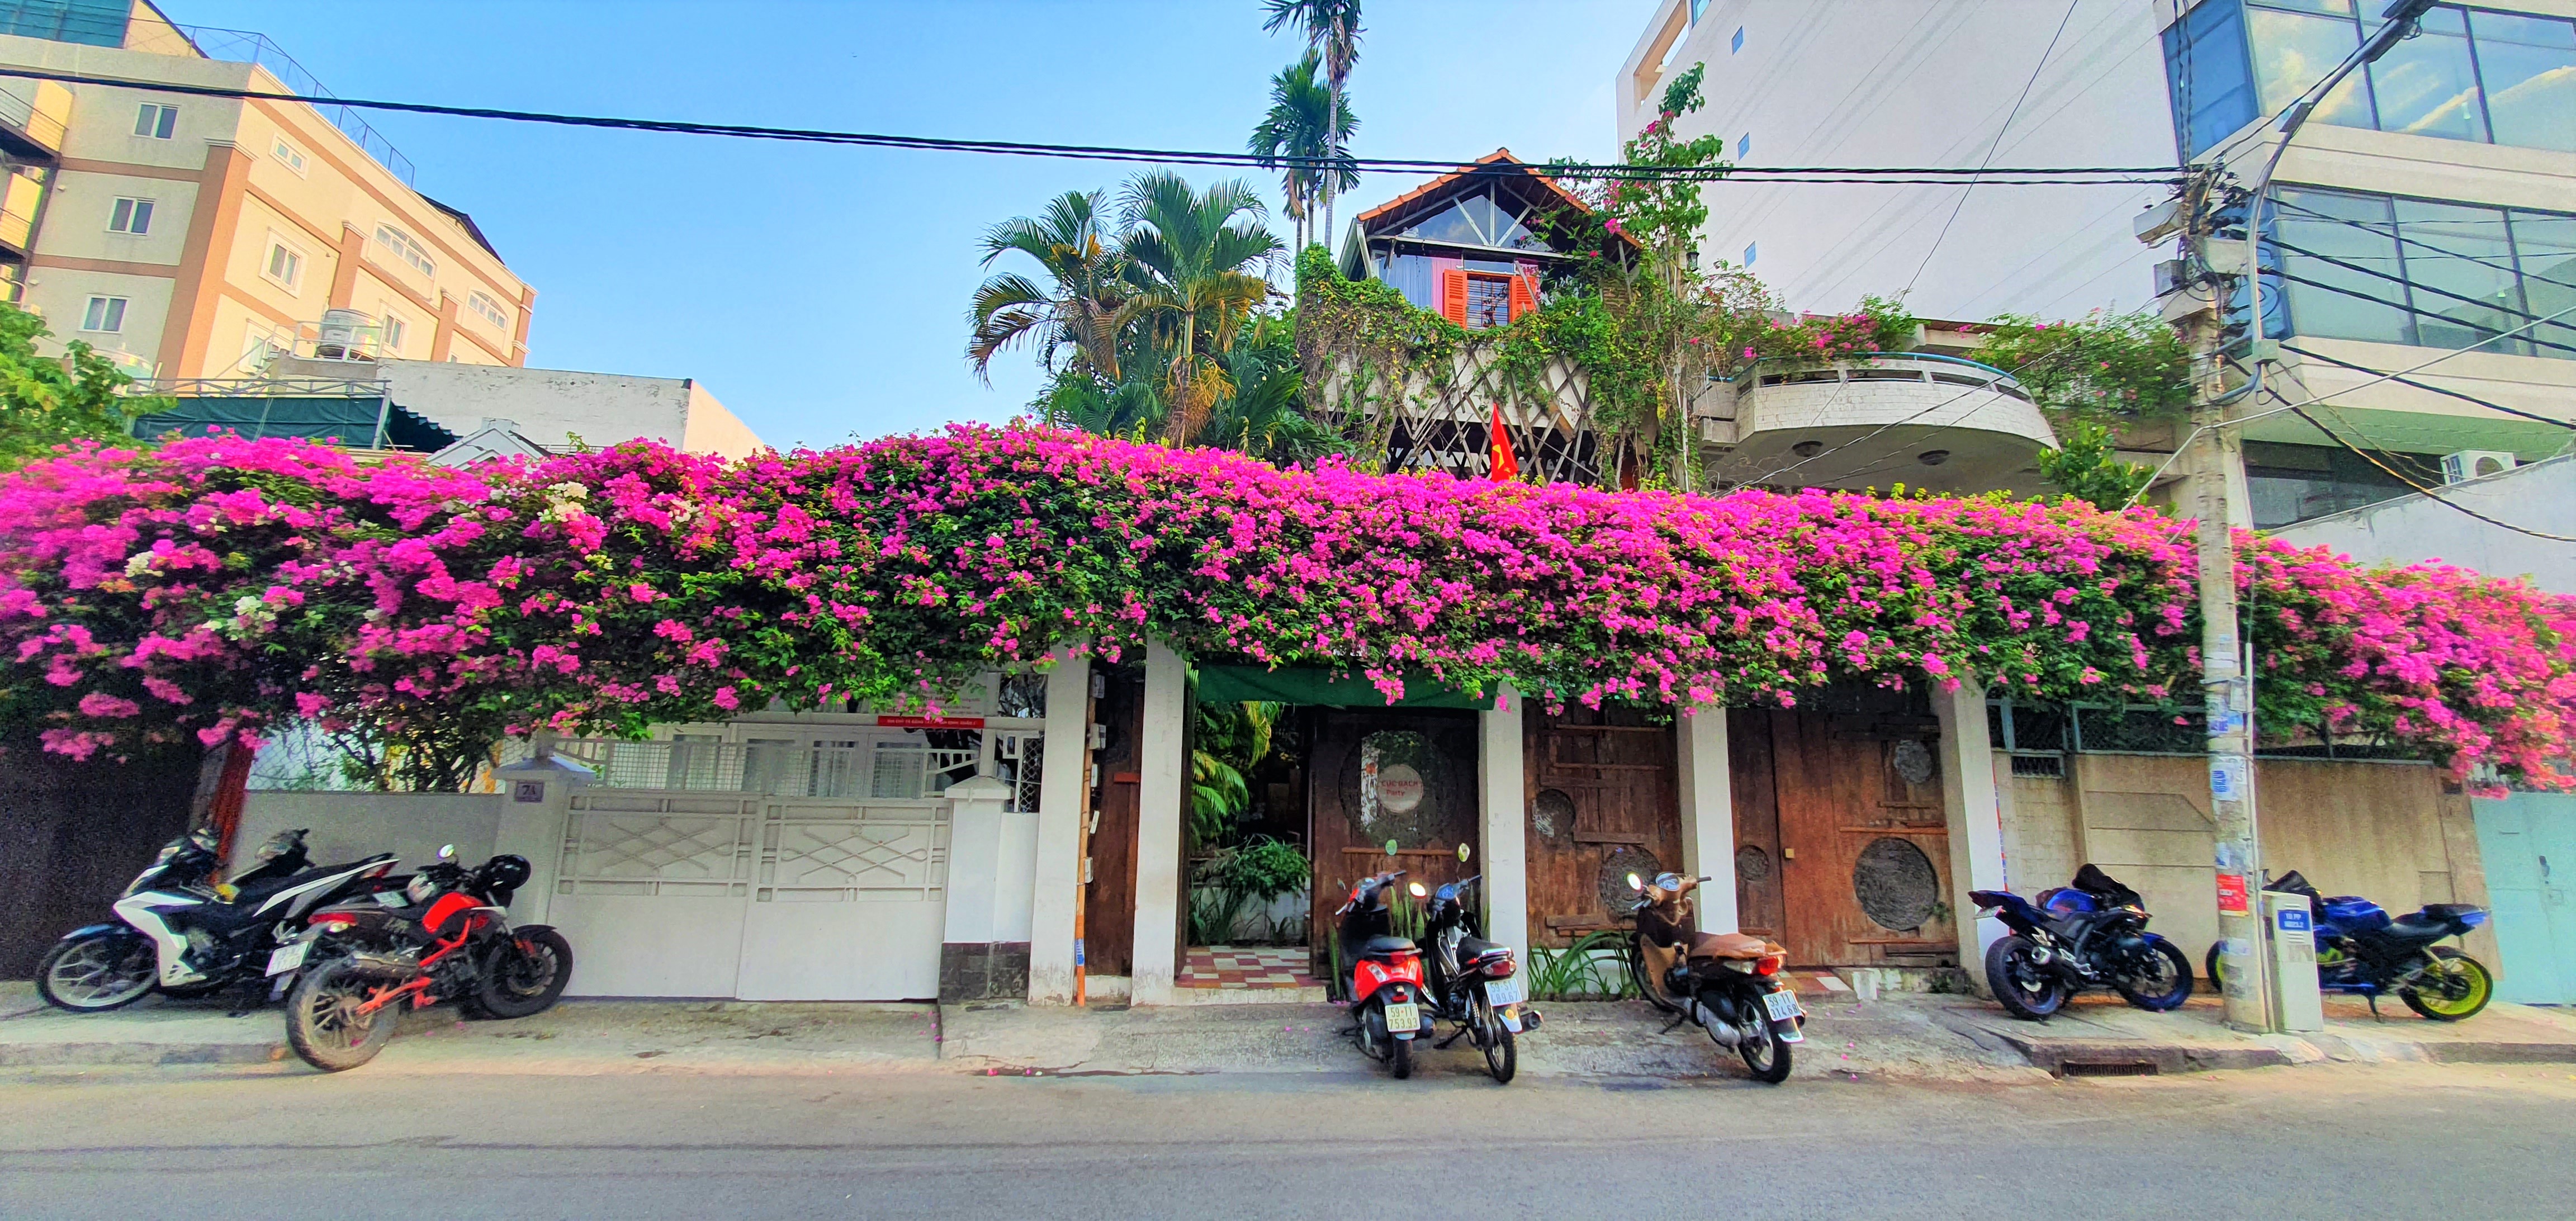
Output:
2440 449 2517 484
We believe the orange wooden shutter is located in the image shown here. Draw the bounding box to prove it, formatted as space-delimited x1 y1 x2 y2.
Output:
1508 274 1537 320
1438 269 1469 325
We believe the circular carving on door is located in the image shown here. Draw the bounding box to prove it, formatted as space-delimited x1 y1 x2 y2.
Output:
1598 846 1661 914
1530 788 1576 841
1890 739 1936 786
1853 836 1940 931
1735 844 1772 883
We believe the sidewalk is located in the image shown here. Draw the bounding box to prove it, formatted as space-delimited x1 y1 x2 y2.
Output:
1929 992 2576 1075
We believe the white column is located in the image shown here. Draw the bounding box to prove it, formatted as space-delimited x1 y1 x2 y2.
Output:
1478 684 1530 966
1026 647 1091 1004
1129 640 1188 1005
1675 706 1739 934
1934 677 2010 991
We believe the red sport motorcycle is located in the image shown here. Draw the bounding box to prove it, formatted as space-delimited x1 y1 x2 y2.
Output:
1336 870 1432 1079
274 845 572 1071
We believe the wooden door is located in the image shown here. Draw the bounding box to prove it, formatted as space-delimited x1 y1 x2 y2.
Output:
1524 707 1681 947
1741 707 1954 966
1727 708 1785 941
1082 666 1143 978
1308 709 1480 959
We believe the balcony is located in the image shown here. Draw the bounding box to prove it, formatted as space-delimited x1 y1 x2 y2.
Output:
0 80 70 160
172 25 416 186
1695 353 2058 494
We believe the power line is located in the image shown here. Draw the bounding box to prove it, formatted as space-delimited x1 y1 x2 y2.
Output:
2270 269 2576 361
1901 0 2082 300
2293 403 2576 542
0 67 2187 186
2279 342 2575 431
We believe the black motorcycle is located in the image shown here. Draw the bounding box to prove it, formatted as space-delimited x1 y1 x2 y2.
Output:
1971 864 2195 1021
35 827 399 1012
277 845 572 1071
1418 873 1531 1084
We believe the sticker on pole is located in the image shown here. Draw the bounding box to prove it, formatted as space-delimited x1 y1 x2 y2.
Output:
2216 872 2251 916
2209 756 2248 801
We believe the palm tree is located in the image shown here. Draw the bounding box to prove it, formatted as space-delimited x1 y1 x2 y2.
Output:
1262 0 1362 250
1118 171 1282 446
965 190 1133 385
1247 51 1357 252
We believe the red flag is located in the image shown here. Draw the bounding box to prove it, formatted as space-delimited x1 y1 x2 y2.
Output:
1488 403 1518 483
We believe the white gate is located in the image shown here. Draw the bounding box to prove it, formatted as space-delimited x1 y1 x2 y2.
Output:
546 741 951 1000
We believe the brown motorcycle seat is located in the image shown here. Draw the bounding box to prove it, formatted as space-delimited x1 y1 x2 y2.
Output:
1686 931 1770 960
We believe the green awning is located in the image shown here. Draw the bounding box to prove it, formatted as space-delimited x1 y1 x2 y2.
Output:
132 396 459 453
1194 664 1495 709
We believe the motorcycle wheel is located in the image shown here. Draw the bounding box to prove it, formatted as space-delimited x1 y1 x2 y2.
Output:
1389 1028 1413 1080
2401 946 2493 1022
2114 938 2195 1012
1628 938 1680 1014
1737 1014 1794 1083
35 929 157 1012
285 958 400 1072
2204 943 2224 993
1474 994 1517 1085
1984 935 2067 1021
469 928 573 1020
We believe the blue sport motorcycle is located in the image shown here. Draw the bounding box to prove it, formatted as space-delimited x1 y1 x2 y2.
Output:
1971 864 2195 1021
2204 870 2494 1021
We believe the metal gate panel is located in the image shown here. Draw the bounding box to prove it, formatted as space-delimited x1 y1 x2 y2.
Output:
735 798 949 1000
550 795 756 998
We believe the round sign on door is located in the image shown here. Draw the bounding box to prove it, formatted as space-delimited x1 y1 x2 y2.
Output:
1355 730 1443 844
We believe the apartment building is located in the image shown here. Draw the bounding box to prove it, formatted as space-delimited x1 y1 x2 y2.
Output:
0 0 533 380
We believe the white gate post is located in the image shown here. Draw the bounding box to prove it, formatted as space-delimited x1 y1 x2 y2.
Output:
1479 684 1530 965
1130 640 1188 1005
941 776 1013 1000
1676 707 1739 934
1934 676 2009 990
1027 646 1091 1004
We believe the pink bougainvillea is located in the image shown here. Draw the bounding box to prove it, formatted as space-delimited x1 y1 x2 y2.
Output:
1 426 2570 788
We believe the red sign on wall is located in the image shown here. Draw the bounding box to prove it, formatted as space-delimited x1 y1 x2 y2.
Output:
2215 872 2251 916
875 715 986 730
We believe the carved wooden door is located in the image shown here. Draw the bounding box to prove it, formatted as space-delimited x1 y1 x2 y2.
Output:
1735 707 1953 966
1523 707 1680 948
1308 709 1480 963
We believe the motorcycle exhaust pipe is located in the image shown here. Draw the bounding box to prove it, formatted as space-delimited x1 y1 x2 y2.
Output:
1689 999 1743 1047
341 950 419 981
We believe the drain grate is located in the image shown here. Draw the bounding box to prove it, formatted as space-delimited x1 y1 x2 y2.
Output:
2058 1058 2159 1077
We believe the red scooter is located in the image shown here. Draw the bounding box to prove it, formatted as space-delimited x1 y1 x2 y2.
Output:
1337 870 1431 1079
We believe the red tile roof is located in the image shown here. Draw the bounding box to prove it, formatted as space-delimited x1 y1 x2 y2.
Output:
1351 148 1639 253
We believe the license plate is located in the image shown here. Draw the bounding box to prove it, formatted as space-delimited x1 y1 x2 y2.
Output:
1382 1001 1420 1038
264 941 309 977
1763 988 1802 1022
1484 977 1526 1007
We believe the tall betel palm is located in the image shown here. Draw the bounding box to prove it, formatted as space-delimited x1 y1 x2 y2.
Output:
1262 0 1361 250
1248 51 1358 252
965 190 1133 385
1119 171 1282 446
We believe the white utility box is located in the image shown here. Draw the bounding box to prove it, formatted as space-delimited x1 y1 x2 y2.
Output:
2265 889 2326 1033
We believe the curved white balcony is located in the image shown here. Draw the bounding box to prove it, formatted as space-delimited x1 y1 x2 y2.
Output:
1695 353 2058 493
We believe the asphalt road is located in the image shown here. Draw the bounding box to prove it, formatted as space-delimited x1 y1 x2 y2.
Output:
3 1061 2572 1219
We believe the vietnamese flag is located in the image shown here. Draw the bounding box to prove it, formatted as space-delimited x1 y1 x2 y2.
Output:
1488 403 1518 483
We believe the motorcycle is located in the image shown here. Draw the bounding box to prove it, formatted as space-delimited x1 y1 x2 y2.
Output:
1971 863 2195 1021
1418 871 1533 1085
276 845 573 1072
34 827 399 1012
1335 869 1433 1080
2204 870 2494 1021
1625 870 1803 1083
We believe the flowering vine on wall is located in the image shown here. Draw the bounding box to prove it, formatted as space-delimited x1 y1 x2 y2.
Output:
2 426 2570 789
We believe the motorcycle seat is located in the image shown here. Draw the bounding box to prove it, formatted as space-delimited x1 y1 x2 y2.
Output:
1360 935 1416 959
1687 931 1769 961
1454 934 1505 961
2384 913 2452 940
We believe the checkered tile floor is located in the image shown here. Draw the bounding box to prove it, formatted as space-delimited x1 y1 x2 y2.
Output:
1177 946 1322 990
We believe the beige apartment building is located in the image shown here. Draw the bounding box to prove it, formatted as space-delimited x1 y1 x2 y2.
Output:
0 0 532 380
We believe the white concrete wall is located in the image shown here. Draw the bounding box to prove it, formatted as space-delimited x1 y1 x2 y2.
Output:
2274 456 2576 594
377 359 767 456
1617 0 2174 322
230 790 502 878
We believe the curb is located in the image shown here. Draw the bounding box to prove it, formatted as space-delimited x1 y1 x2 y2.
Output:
0 1040 288 1067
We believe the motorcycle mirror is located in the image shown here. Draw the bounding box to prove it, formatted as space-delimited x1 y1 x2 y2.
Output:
437 844 457 862
1457 843 1471 863
1626 872 1644 892
1408 882 1428 898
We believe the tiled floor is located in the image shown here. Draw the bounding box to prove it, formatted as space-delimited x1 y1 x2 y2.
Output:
1177 946 1322 990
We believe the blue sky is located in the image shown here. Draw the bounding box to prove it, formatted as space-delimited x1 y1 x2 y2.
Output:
164 1 1658 451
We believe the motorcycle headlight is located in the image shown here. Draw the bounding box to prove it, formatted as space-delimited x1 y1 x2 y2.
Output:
405 874 439 903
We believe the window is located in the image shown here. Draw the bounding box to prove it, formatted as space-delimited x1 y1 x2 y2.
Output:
2471 8 2576 153
264 238 304 290
1744 242 1757 266
379 309 408 353
2367 6 2482 140
106 197 152 235
466 290 509 329
80 295 126 332
1464 273 1513 330
132 103 177 139
1689 0 1708 22
2247 2 2375 130
270 137 307 176
1732 25 1745 54
1737 132 1750 158
2163 0 2257 158
372 224 435 277
2267 185 2576 361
